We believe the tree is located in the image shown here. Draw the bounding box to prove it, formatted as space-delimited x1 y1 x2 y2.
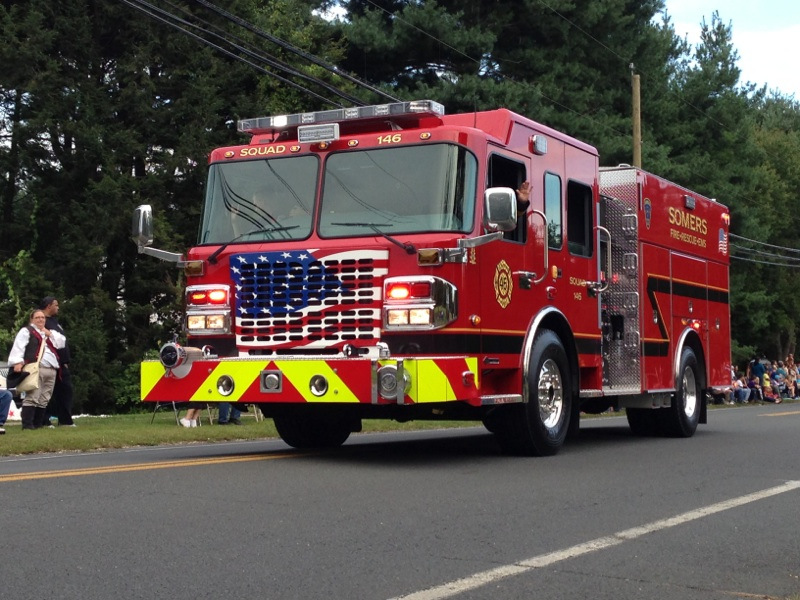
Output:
335 0 680 163
0 0 347 412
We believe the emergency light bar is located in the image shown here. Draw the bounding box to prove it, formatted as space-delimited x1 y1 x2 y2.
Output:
237 100 445 136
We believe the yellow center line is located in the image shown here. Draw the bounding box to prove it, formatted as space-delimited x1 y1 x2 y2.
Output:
762 409 800 417
0 452 303 482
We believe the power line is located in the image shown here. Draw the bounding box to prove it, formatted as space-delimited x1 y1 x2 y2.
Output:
358 0 631 140
731 244 800 263
730 255 800 268
190 0 400 103
730 233 800 254
156 0 367 106
120 0 343 107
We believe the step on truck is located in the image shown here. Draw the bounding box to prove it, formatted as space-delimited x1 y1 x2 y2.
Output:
133 100 731 455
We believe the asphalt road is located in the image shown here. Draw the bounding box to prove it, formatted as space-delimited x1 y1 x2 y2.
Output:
1 404 798 600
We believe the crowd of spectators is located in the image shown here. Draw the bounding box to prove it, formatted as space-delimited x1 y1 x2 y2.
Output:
721 353 800 405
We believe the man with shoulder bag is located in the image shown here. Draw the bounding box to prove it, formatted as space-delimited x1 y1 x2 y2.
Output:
7 308 65 430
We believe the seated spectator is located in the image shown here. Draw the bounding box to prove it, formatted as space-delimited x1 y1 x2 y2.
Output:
0 387 12 434
733 373 751 404
762 380 783 404
786 354 799 398
770 370 789 399
747 374 763 402
717 365 736 405
179 405 205 428
776 361 791 396
217 402 242 426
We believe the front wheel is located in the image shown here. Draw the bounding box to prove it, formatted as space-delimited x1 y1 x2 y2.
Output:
494 329 572 456
626 407 658 436
273 414 356 449
659 347 702 437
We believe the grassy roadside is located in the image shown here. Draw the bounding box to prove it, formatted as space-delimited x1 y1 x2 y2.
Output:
0 411 476 457
0 400 787 457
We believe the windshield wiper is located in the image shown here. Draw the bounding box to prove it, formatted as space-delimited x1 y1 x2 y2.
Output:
207 226 299 264
330 222 416 254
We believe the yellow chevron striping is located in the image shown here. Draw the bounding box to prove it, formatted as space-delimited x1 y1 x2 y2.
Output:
141 361 167 398
190 360 268 401
275 360 360 403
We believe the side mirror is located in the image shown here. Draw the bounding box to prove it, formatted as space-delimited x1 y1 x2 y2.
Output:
130 204 186 265
484 187 518 232
132 204 154 249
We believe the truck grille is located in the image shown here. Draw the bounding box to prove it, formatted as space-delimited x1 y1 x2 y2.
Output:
230 249 388 351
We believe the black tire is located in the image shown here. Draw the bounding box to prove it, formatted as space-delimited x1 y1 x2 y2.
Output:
273 414 354 449
626 407 658 436
494 329 572 456
566 397 581 439
659 347 702 438
481 412 501 434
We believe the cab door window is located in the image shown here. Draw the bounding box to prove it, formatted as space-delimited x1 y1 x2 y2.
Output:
544 172 562 249
567 180 593 257
487 153 527 242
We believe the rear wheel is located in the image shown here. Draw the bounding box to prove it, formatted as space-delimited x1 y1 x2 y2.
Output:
659 347 702 437
494 329 572 456
273 414 356 449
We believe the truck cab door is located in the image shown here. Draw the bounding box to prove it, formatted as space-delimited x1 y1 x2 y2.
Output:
472 151 536 368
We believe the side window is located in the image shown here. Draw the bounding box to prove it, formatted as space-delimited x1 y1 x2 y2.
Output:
544 172 562 249
488 153 527 242
567 180 593 257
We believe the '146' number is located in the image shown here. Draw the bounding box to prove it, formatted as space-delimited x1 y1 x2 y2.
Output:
378 134 402 144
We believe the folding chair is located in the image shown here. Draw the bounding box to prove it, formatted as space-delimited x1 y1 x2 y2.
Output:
150 401 188 425
150 401 216 426
240 404 262 422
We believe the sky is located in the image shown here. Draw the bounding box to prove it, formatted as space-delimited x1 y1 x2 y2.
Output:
663 0 800 98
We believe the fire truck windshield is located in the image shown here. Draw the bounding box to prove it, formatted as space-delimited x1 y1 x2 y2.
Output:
319 143 476 237
198 143 477 245
199 155 317 245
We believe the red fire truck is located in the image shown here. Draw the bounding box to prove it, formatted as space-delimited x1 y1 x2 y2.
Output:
132 100 731 455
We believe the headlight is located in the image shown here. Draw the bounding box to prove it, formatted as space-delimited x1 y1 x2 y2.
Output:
409 309 431 325
383 276 456 331
185 312 230 334
387 309 409 326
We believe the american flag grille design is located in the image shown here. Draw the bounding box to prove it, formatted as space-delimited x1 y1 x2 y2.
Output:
231 249 389 350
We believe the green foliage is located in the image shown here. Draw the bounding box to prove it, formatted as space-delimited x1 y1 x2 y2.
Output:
0 0 348 412
2 0 800 411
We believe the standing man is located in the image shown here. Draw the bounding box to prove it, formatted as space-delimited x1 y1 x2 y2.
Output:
40 296 76 427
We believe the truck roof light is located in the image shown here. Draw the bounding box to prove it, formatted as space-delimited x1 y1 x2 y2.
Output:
238 100 445 136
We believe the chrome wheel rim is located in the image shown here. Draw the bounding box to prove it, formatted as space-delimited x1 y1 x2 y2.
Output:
682 366 698 418
538 358 564 429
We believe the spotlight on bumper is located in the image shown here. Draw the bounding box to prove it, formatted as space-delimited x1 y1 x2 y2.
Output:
217 375 234 396
377 365 411 401
309 375 329 397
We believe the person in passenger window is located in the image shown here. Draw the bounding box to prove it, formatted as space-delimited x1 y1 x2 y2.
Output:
504 181 531 242
516 181 531 212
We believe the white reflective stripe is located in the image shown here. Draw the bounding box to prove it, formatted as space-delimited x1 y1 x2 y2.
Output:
390 480 800 600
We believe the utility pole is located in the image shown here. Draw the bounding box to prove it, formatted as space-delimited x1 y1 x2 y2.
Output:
631 63 641 168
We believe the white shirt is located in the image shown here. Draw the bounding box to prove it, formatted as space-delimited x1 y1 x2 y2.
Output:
8 325 65 369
